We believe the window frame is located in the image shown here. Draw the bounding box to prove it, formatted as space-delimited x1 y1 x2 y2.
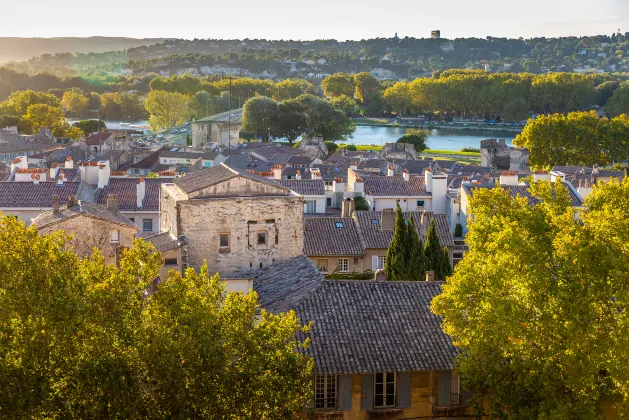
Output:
257 231 268 246
110 229 120 243
142 218 153 232
378 256 386 270
315 374 337 410
219 232 230 249
450 372 461 406
164 258 178 266
374 372 396 408
338 258 349 273
318 259 329 272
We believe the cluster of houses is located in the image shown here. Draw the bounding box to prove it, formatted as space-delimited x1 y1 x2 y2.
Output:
0 126 624 419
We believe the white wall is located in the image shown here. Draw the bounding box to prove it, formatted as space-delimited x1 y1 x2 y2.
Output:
304 197 326 214
121 211 160 233
368 196 432 212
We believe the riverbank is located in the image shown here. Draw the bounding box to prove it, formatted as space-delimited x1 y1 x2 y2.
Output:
352 118 523 133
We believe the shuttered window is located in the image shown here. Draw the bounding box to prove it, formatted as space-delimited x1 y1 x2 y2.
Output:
374 372 396 407
315 375 336 409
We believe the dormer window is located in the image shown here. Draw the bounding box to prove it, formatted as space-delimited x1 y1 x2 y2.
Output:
335 222 344 228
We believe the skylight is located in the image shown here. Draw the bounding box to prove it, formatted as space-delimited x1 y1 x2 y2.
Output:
335 222 345 228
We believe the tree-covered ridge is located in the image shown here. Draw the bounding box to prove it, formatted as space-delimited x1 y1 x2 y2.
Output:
431 179 629 419
0 217 313 418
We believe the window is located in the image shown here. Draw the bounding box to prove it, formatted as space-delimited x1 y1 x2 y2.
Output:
338 258 349 272
378 256 386 270
219 233 230 248
315 375 337 409
143 219 153 232
450 373 461 405
374 372 396 408
129 217 135 223
257 231 267 246
354 257 359 265
164 258 178 266
318 259 329 272
417 200 425 207
110 229 120 243
326 197 332 206
335 222 344 228
371 219 380 225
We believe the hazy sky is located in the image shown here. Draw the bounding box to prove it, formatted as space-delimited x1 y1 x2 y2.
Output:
3 0 628 40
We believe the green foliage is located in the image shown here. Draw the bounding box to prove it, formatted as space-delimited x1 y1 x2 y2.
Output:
298 94 354 142
242 96 278 142
0 217 313 418
145 90 190 131
397 128 428 152
431 180 629 419
186 133 192 146
321 73 354 98
424 219 450 280
273 99 307 144
0 90 61 117
514 111 629 168
344 144 357 151
454 223 463 238
325 271 374 280
353 72 380 105
19 103 68 136
60 89 88 117
331 94 359 116
605 82 629 117
384 203 410 281
460 147 480 153
72 119 106 134
67 126 84 140
0 115 19 127
325 141 339 154
383 81 412 116
407 217 428 281
353 195 370 211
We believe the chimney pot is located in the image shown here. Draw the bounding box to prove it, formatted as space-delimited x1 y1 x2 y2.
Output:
426 270 435 282
52 195 60 213
107 194 119 211
381 208 395 230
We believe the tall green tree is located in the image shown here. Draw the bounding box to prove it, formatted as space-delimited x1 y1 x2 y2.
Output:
18 103 68 136
384 203 410 281
0 217 313 418
242 96 278 142
298 95 354 142
61 89 88 117
605 82 629 117
321 73 354 98
353 72 380 105
407 216 428 281
432 180 629 419
272 99 307 144
383 81 412 116
145 90 190 131
424 218 450 280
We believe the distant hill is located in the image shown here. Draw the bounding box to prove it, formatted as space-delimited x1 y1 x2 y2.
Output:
0 37 165 63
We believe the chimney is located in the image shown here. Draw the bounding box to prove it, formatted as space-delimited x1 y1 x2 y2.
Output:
136 177 146 208
32 174 40 184
533 170 551 182
424 167 433 193
295 169 302 180
65 156 74 169
56 174 65 185
273 164 282 180
402 168 410 182
350 161 358 171
348 198 356 216
499 171 519 186
374 269 387 282
333 177 345 195
426 270 435 282
52 195 60 213
592 163 599 176
67 195 76 207
381 208 395 230
341 198 349 217
387 166 394 177
107 194 119 211
49 163 59 180
97 162 110 189
311 169 321 180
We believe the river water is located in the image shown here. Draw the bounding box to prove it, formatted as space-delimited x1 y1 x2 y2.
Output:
347 126 517 151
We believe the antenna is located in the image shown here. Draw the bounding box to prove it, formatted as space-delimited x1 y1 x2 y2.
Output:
228 75 232 157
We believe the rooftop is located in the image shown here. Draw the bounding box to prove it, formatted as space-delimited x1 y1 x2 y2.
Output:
194 108 243 123
0 181 82 208
278 179 325 196
363 174 428 196
32 200 137 230
304 217 364 256
96 178 171 211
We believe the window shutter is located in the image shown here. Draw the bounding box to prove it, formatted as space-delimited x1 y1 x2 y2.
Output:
361 374 374 410
372 256 379 271
437 371 451 407
338 375 352 411
397 372 411 408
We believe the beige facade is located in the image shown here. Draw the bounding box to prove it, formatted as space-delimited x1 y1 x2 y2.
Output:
309 256 366 274
161 169 305 277
37 215 138 265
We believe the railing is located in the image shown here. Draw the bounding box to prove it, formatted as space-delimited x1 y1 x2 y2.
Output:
450 393 461 405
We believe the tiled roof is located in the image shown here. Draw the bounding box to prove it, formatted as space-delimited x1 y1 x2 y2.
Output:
51 168 80 182
140 231 181 252
286 155 314 165
357 158 390 174
224 155 275 173
246 256 324 314
159 150 219 160
96 178 169 211
304 217 364 256
251 145 303 160
85 132 113 146
32 201 137 229
314 163 349 181
325 150 375 164
278 179 325 196
363 175 428 196
463 183 583 207
0 181 80 208
354 211 454 249
174 163 289 196
294 281 457 374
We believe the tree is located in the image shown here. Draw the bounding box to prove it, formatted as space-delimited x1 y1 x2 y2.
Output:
242 96 278 142
383 81 412 116
397 129 428 152
298 95 354 142
605 82 629 117
0 216 313 418
424 218 450 280
384 203 410 281
73 119 106 135
454 223 463 238
275 78 311 101
272 99 307 144
353 72 380 105
145 90 190 131
186 133 192 146
0 90 61 117
431 180 629 419
67 126 85 140
18 104 68 136
61 89 89 117
354 196 370 211
331 94 359 116
321 73 354 98
407 216 428 281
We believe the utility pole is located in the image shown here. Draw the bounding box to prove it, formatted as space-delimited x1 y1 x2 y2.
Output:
228 76 232 156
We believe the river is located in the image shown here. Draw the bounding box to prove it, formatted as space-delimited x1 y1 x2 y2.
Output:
346 126 518 151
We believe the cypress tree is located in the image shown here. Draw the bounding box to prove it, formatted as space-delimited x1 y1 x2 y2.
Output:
407 216 427 281
424 218 441 276
384 203 409 281
440 246 453 280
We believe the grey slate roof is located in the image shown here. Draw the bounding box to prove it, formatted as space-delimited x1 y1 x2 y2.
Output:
32 201 137 229
0 181 81 208
278 179 325 196
304 217 364 256
159 150 219 160
363 175 428 196
286 155 315 165
174 163 290 195
294 280 457 374
140 231 181 252
96 178 170 211
246 256 324 314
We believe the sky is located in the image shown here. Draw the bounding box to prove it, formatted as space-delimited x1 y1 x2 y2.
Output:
2 0 628 40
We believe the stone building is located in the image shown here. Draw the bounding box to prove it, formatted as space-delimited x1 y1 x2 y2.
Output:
191 109 243 149
160 163 305 277
32 194 138 265
480 139 529 171
299 136 328 160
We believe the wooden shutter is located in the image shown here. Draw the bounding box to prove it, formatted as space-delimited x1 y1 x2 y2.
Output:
338 375 352 411
397 372 412 408
372 256 379 270
361 374 374 410
437 371 451 407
